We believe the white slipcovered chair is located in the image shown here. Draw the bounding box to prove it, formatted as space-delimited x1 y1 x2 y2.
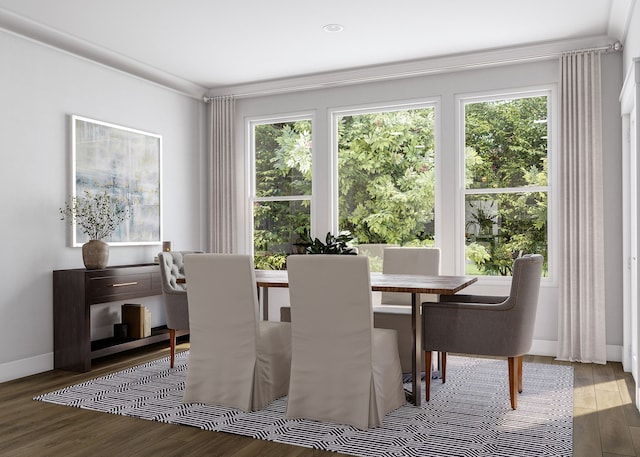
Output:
182 254 292 412
373 247 440 373
286 254 405 429
158 251 203 368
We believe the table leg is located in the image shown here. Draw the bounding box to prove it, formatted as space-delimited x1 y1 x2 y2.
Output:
411 292 421 406
262 286 269 321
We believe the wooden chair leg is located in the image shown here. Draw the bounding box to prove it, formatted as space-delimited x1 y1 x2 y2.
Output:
169 328 176 368
517 355 523 393
425 350 432 401
508 356 518 409
441 352 446 384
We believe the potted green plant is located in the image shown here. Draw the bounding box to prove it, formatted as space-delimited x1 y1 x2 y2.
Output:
60 191 131 269
294 229 357 255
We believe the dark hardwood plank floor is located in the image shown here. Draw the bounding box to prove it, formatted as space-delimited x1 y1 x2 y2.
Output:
1 344 637 456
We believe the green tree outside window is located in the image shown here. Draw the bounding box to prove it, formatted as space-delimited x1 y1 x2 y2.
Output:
464 95 549 276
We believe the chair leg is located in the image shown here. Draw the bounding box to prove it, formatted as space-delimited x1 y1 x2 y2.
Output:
441 352 447 384
169 328 176 368
508 356 518 409
517 355 523 393
425 350 432 401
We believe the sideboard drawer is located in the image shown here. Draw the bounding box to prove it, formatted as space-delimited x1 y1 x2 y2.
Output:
54 263 164 371
88 273 154 302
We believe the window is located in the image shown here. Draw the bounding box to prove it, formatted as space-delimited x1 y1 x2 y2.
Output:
462 93 549 276
250 117 312 270
334 104 436 270
245 92 551 279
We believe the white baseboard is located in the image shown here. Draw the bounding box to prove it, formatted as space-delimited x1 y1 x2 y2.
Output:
607 344 623 364
529 339 558 357
529 339 623 364
0 342 626 384
0 353 53 383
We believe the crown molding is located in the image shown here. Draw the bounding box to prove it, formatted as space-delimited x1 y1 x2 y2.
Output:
206 35 616 99
608 0 636 42
0 5 621 103
0 7 207 100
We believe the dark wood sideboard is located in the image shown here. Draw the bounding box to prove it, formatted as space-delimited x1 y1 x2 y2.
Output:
53 263 186 372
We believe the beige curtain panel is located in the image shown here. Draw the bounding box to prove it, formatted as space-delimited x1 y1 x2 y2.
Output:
208 95 236 253
557 51 607 364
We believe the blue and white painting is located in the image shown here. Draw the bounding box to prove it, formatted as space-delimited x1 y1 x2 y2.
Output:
72 115 162 246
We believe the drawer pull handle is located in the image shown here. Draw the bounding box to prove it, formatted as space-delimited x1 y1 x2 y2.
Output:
112 281 138 287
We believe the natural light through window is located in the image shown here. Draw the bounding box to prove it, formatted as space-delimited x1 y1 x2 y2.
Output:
250 118 312 270
463 93 549 276
335 105 436 271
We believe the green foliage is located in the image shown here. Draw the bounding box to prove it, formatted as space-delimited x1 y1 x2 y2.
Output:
294 229 357 255
253 120 312 265
254 252 288 270
60 191 131 241
337 108 436 244
403 239 436 247
254 121 312 198
253 200 310 256
465 97 548 189
464 96 548 275
252 97 549 276
465 242 491 265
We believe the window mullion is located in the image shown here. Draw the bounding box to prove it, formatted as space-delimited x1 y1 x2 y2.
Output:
253 195 312 203
464 186 548 195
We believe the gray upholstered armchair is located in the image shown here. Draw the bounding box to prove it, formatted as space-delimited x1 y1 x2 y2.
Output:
158 251 202 367
421 254 543 409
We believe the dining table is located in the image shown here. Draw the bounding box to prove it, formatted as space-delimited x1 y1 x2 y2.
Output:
254 269 477 406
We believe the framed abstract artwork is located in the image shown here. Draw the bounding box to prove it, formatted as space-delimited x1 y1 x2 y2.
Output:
70 115 162 246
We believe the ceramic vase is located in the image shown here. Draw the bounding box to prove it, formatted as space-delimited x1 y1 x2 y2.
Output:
82 239 109 269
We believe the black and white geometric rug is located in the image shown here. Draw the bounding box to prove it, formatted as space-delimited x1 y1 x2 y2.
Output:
35 352 573 456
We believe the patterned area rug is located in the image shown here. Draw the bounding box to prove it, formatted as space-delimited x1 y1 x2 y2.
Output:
35 352 573 456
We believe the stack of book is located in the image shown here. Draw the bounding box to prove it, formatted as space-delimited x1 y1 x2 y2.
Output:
121 303 151 339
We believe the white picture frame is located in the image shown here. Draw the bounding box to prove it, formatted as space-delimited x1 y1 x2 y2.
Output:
70 115 162 246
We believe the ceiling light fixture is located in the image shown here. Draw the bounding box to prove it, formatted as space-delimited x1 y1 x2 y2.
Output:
323 24 344 33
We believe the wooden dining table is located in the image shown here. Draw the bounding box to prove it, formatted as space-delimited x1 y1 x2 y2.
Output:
255 269 477 406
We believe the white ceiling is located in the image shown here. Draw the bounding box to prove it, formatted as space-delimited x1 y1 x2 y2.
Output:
0 0 634 97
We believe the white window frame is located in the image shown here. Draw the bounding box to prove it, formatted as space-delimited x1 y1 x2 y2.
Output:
246 112 314 258
329 98 441 243
456 86 556 282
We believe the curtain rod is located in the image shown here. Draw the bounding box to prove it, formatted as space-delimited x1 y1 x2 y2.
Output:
562 40 623 55
203 40 624 100
203 95 234 103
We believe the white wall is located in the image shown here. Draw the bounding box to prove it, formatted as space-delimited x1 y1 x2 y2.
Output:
235 55 624 360
620 0 640 378
602 52 625 360
623 0 640 77
0 30 206 382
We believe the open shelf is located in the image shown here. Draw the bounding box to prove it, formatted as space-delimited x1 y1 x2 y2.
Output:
54 264 186 372
91 327 189 359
